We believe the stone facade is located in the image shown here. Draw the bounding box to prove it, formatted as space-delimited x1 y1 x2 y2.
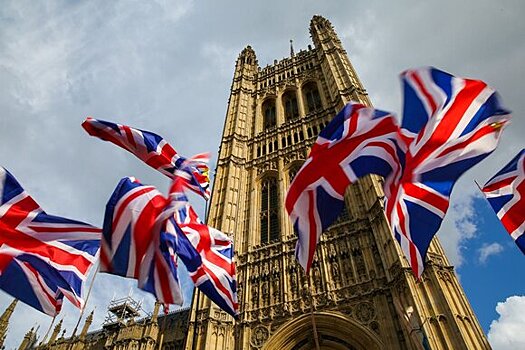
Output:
184 15 491 350
4 14 491 350
13 300 189 350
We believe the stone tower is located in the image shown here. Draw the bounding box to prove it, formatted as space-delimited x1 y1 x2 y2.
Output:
185 15 490 350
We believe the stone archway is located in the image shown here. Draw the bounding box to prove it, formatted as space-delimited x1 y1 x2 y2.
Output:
262 312 383 350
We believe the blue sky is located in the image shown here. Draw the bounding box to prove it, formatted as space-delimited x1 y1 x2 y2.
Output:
0 1 524 349
456 195 524 332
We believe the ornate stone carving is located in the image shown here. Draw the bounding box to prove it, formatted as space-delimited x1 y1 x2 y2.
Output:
250 325 270 348
331 260 341 285
354 302 375 324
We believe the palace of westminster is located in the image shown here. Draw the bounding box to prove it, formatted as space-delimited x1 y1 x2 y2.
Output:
0 15 492 350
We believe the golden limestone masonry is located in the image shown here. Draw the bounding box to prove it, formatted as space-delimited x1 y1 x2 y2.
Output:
6 15 490 350
184 15 490 350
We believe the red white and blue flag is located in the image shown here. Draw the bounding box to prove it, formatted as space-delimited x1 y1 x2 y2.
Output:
169 167 239 317
387 67 510 277
82 117 211 200
285 103 403 272
0 167 101 316
481 149 525 254
286 67 510 277
100 177 183 306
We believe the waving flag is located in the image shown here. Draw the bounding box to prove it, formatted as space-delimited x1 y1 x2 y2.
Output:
169 168 239 317
0 167 100 316
285 103 403 272
385 67 510 277
481 149 525 254
82 117 210 200
101 177 183 305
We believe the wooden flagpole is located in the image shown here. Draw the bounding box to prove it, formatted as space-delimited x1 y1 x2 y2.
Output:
70 262 99 340
474 180 483 192
39 314 56 345
307 276 321 350
190 198 209 350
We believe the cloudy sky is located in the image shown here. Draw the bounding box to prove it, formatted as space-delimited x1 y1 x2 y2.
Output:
0 1 524 348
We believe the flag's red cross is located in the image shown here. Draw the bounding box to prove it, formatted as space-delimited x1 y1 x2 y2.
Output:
0 194 95 273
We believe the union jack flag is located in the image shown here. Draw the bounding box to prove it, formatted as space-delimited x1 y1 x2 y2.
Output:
386 67 510 277
481 149 525 254
82 117 211 200
100 177 183 305
285 103 403 272
0 167 100 316
169 168 239 317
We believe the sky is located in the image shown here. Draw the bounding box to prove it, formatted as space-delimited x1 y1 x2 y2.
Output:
0 0 524 348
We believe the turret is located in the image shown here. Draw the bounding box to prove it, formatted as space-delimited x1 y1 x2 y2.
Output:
48 318 62 344
151 301 161 323
18 327 37 350
79 310 94 339
0 299 18 348
309 14 371 107
309 15 343 51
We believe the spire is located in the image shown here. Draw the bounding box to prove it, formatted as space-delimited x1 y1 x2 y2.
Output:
18 327 37 350
0 299 18 348
290 39 295 57
80 310 94 339
48 318 63 344
309 15 342 51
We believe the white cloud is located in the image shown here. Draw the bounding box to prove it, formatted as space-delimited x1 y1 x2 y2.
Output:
0 0 524 348
438 185 480 267
478 242 504 264
488 295 525 349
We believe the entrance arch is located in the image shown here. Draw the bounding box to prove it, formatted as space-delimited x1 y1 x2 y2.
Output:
262 312 383 350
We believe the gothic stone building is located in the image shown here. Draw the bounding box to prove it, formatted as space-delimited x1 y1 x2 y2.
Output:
184 15 491 350
7 14 490 350
9 298 189 350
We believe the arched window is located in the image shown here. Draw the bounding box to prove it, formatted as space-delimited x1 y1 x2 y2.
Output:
262 99 276 129
303 82 322 113
283 90 299 121
260 177 280 244
289 164 303 183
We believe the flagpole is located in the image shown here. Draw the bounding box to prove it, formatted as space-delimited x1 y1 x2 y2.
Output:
190 197 209 350
474 180 483 192
307 275 321 350
39 315 56 345
69 262 100 341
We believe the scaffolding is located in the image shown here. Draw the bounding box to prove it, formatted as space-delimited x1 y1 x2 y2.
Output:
103 295 143 328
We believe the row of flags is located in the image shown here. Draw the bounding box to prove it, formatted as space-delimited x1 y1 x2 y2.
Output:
287 67 522 278
0 66 522 324
0 120 238 318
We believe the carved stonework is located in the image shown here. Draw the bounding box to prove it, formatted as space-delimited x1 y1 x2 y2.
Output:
183 14 492 350
250 325 270 348
354 302 376 324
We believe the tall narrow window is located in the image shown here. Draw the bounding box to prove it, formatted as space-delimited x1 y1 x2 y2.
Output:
260 177 280 244
263 99 276 129
289 164 303 183
283 90 299 121
303 82 322 113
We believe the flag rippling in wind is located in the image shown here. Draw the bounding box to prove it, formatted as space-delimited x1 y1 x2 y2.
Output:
169 166 239 317
100 176 183 306
0 167 101 316
481 149 525 254
82 117 211 200
285 103 403 272
386 67 510 277
286 67 510 277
